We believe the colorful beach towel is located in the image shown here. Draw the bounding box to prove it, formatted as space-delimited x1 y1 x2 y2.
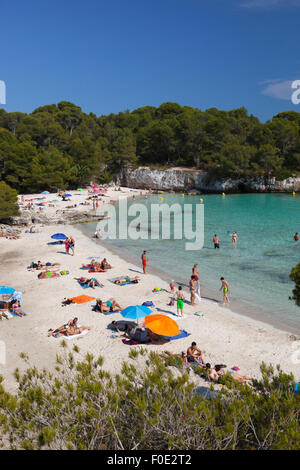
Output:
69 295 95 304
165 330 191 341
77 279 103 289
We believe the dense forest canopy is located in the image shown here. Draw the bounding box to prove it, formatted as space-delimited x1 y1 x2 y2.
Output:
0 101 300 194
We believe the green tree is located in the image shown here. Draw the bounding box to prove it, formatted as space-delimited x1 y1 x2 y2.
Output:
0 181 19 219
290 263 300 307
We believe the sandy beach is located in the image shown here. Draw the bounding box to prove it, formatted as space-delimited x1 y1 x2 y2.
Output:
0 187 299 393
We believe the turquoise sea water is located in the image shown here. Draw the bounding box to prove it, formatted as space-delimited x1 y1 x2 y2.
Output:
83 193 300 333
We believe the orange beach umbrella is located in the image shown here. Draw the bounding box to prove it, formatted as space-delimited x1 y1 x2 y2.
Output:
145 314 180 337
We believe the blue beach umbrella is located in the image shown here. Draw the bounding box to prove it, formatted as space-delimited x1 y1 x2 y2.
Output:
121 305 152 320
41 191 50 194
51 233 67 240
0 286 15 295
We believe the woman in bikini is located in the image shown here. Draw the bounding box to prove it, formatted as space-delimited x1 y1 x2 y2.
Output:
95 298 122 313
189 275 197 306
114 276 140 284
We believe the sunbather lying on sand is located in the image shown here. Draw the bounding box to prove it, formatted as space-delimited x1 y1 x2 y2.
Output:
95 298 122 313
48 318 91 337
0 311 9 320
75 277 102 289
11 301 26 317
114 276 140 284
162 350 190 365
36 261 61 270
206 364 252 384
111 320 135 333
100 258 112 270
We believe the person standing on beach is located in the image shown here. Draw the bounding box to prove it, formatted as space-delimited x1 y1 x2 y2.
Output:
219 277 230 304
69 236 75 256
192 264 201 301
175 286 185 317
65 237 70 255
189 275 197 306
213 234 220 249
141 250 148 274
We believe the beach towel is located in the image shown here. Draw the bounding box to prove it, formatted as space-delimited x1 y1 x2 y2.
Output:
103 310 120 316
122 338 141 345
69 295 95 304
88 257 101 259
165 330 191 341
194 311 205 317
88 269 106 273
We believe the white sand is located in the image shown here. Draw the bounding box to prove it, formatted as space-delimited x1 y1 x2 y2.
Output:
0 186 299 393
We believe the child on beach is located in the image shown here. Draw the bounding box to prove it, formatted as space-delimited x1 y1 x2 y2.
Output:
175 286 185 317
220 277 230 304
169 280 175 293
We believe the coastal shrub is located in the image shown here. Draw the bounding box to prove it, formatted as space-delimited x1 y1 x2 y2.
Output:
0 349 299 450
290 262 300 307
0 181 19 220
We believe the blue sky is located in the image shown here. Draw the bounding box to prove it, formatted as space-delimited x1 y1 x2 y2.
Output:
1 0 300 121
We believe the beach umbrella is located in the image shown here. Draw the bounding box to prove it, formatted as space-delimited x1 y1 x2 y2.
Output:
41 191 50 194
51 233 67 240
121 305 152 320
0 286 15 295
145 314 180 337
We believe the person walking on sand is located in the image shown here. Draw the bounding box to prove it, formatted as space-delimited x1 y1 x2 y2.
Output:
141 250 148 274
192 264 201 301
213 234 220 249
175 286 185 317
220 277 230 304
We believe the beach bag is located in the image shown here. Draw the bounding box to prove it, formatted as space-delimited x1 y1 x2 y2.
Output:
168 299 175 306
142 301 154 307
60 270 69 275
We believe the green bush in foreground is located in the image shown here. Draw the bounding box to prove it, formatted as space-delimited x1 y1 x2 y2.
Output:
0 348 299 450
290 262 300 307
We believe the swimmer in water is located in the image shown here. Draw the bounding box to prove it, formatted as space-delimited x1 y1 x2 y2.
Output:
294 232 299 241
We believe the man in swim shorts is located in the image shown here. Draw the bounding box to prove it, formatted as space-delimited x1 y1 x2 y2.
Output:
220 277 230 304
213 234 220 249
187 342 205 365
175 286 185 317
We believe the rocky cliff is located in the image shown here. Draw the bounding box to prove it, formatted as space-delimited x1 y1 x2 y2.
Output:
118 167 300 193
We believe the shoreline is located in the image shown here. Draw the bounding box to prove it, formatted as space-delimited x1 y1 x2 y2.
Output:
79 222 300 336
0 187 299 394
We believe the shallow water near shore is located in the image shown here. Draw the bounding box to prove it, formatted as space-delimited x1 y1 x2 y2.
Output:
81 193 300 333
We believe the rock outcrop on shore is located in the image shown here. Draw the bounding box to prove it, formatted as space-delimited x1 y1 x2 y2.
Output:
0 209 105 234
118 167 300 193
